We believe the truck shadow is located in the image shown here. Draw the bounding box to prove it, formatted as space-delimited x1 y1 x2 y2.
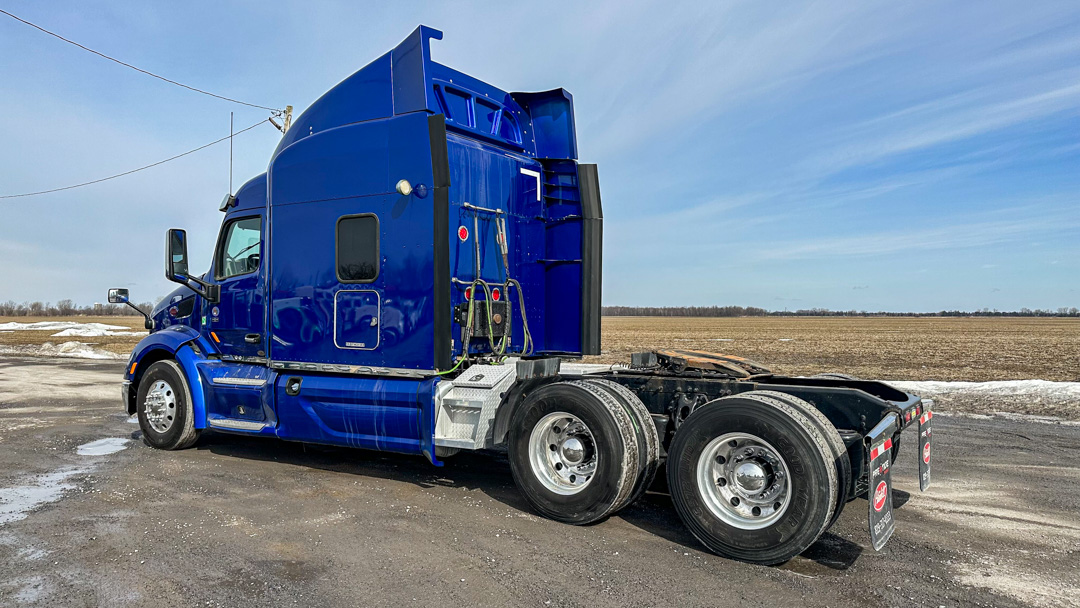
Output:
191 431 863 571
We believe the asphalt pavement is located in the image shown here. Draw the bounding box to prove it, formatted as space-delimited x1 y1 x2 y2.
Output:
1 356 1078 607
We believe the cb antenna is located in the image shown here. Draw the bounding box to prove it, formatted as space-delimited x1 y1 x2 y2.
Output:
229 111 234 195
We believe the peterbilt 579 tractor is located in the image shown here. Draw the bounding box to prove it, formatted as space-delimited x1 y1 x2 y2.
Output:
110 26 933 565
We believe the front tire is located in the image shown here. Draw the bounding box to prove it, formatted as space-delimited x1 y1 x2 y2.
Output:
508 380 639 525
667 392 837 565
136 360 199 450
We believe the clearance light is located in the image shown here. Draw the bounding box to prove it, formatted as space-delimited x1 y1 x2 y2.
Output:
210 331 220 343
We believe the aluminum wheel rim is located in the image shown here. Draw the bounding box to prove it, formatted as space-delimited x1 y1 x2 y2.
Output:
696 432 791 530
144 379 177 434
528 412 598 495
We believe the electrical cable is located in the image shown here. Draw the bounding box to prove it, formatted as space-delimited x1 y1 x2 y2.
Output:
0 118 269 199
0 8 283 112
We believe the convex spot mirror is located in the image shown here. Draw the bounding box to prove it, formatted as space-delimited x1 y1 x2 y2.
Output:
107 288 129 304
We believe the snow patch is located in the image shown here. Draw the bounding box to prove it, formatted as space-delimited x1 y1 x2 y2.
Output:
51 327 142 337
888 379 1080 400
0 341 125 360
0 467 88 525
76 437 130 456
0 321 129 332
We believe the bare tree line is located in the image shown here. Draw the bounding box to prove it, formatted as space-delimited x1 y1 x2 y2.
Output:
0 299 154 317
3 300 1077 319
602 305 1080 318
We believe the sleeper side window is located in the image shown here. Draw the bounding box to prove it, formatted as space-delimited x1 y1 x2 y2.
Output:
216 216 262 280
336 214 380 283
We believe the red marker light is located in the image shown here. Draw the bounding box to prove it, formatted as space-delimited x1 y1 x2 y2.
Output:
458 226 469 241
491 288 501 301
464 287 472 299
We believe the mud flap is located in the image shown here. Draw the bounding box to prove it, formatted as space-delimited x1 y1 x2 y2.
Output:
918 401 934 491
866 413 898 551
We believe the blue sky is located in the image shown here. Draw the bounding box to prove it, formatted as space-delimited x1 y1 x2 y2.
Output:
1 1 1077 311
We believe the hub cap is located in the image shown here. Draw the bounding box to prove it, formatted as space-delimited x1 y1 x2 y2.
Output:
528 412 597 495
696 432 791 530
144 379 177 434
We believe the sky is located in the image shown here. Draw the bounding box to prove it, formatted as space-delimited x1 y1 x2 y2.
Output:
0 1 1077 312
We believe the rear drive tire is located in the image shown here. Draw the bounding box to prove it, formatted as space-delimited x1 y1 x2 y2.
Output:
750 390 851 530
136 360 199 450
584 378 660 512
508 380 639 525
667 392 837 565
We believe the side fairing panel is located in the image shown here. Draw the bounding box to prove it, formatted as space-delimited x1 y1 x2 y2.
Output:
272 373 436 455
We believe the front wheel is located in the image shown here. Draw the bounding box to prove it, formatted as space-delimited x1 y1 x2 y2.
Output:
667 392 837 565
136 360 200 450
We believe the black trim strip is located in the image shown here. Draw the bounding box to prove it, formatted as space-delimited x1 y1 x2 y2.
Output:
429 114 453 370
577 163 603 356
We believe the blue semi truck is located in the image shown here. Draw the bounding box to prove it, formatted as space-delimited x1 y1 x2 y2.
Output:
109 26 933 565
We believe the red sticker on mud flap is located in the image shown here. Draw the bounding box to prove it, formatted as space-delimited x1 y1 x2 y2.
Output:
458 226 469 241
491 288 501 301
923 442 931 464
873 481 888 512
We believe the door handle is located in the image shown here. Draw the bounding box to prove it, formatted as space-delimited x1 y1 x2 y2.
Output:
244 333 261 344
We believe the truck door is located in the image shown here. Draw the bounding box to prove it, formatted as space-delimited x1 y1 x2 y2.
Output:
197 211 274 429
206 213 266 360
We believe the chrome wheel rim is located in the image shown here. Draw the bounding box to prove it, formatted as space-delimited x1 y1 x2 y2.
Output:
144 379 177 434
528 412 597 495
696 432 791 530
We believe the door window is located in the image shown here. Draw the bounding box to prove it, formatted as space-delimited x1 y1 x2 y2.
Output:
216 217 262 279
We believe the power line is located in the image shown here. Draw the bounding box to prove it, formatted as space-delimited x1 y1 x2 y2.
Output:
0 119 269 199
0 8 283 112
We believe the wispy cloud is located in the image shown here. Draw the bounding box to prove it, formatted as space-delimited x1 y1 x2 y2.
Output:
753 209 1080 260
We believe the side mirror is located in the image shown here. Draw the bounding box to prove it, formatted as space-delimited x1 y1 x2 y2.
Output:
164 228 219 303
106 287 153 331
108 288 129 304
166 229 189 281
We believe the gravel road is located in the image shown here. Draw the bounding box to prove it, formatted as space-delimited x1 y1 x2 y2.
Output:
1 357 1078 607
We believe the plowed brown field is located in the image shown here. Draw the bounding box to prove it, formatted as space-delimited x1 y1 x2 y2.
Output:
588 316 1080 382
3 315 1078 382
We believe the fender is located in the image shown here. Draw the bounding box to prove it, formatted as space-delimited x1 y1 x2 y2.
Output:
490 376 558 446
124 325 217 429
